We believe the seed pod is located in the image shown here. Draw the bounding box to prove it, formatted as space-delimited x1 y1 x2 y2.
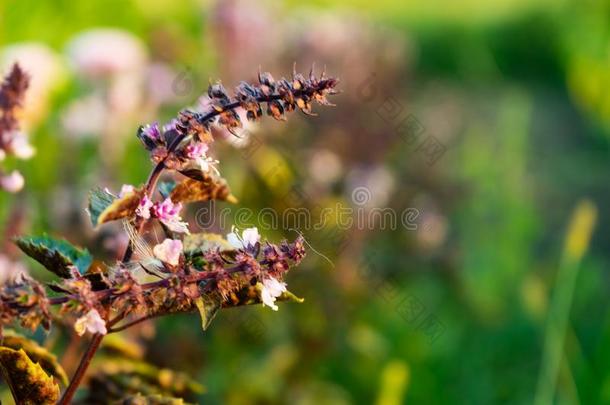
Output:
208 82 230 103
267 100 285 121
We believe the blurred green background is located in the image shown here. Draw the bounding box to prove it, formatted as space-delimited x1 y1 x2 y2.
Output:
1 0 610 403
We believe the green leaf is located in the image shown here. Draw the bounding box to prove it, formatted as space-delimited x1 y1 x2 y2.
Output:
87 187 116 226
194 293 222 331
0 347 60 404
15 234 92 278
158 181 177 199
2 330 68 385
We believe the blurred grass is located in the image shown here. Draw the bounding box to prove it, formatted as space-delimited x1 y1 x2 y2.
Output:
535 200 597 405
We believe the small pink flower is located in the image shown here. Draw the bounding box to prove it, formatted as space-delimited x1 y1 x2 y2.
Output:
0 171 24 193
185 142 209 159
141 122 161 140
152 197 182 220
118 184 135 198
163 118 179 133
136 195 153 219
74 309 107 336
153 238 183 266
152 198 189 234
260 276 287 311
184 142 219 174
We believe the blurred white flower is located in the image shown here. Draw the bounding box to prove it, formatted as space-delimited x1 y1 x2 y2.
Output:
61 94 107 139
0 255 28 285
309 149 342 186
260 277 287 311
7 131 35 159
74 309 107 336
227 226 260 249
109 72 142 113
146 63 180 105
153 239 183 266
416 211 448 251
0 171 24 193
346 165 395 208
66 29 147 78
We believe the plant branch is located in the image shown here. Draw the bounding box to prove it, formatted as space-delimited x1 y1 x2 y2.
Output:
58 333 103 405
48 265 246 306
122 90 312 261
56 77 331 402
108 312 164 334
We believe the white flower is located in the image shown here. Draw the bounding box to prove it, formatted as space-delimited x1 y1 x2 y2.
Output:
67 29 147 77
260 277 287 311
74 309 107 336
153 239 183 266
227 226 260 249
118 184 135 198
0 171 24 193
8 132 35 159
242 227 260 247
226 231 241 249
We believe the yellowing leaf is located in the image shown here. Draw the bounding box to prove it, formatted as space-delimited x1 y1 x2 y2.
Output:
2 330 68 385
97 188 145 225
170 175 237 204
101 334 145 360
0 347 59 404
90 358 205 401
194 293 222 331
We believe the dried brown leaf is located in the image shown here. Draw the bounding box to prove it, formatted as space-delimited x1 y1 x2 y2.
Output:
170 175 236 204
